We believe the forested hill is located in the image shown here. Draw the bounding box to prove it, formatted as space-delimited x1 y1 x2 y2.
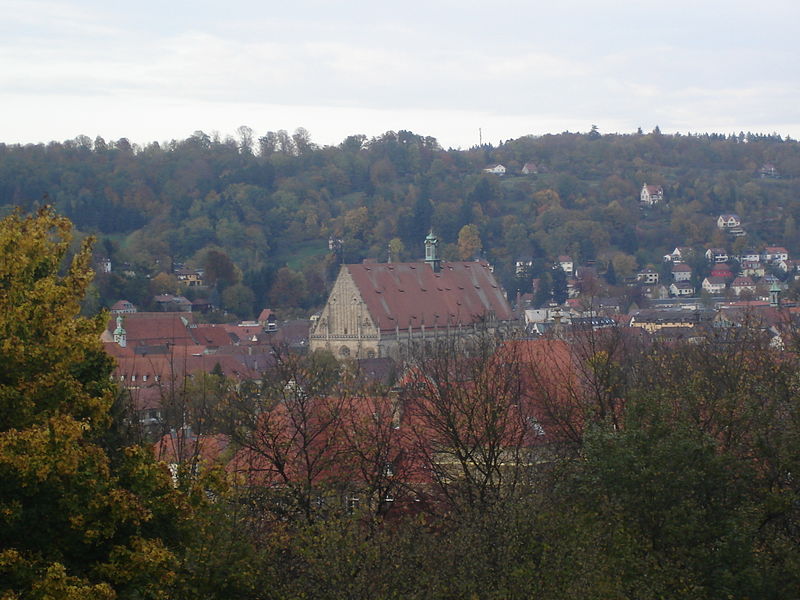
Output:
2 129 799 316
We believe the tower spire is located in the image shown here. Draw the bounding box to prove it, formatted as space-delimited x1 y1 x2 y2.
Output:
424 230 441 272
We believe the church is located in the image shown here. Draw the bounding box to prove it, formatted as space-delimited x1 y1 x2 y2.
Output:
309 233 516 359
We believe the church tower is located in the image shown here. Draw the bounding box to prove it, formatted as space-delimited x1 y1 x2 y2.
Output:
113 315 127 348
424 230 441 273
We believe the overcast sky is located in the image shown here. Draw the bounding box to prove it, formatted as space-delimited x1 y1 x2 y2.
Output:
2 0 798 149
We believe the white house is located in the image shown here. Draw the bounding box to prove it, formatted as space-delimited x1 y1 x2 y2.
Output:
483 164 506 175
738 250 761 263
637 268 659 284
640 183 664 205
731 276 756 296
705 248 729 263
521 162 539 175
670 282 695 297
762 246 789 263
671 263 692 282
702 276 727 295
558 255 574 275
663 246 692 263
717 214 741 229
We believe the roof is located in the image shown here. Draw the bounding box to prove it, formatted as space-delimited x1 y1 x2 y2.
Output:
732 276 755 287
705 276 728 285
672 264 692 272
105 313 195 347
345 261 514 332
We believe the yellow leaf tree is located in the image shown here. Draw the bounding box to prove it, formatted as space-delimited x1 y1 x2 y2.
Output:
0 208 183 599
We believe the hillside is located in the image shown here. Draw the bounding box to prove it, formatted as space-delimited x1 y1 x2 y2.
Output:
2 128 798 316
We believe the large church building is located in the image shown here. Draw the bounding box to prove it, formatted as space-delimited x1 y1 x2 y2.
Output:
310 233 516 359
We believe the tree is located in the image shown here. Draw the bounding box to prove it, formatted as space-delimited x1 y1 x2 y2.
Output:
0 208 185 599
221 282 256 318
551 266 568 304
457 224 482 260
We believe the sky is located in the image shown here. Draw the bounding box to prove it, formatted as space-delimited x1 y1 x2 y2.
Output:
1 0 799 149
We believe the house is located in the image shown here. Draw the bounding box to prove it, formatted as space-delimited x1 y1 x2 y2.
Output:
717 214 741 230
557 255 573 275
671 263 692 282
521 162 539 175
740 261 766 278
153 294 193 312
705 248 729 263
515 260 533 276
664 246 693 263
483 164 506 175
669 282 695 297
636 268 659 284
762 246 789 263
759 163 779 178
97 257 112 273
640 183 664 205
731 276 756 296
716 214 745 236
702 276 727 295
738 249 761 264
776 259 800 274
642 284 669 300
710 263 733 279
309 233 516 359
258 308 278 332
174 267 205 287
110 299 138 314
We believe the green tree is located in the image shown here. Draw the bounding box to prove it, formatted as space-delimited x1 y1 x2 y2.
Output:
0 208 185 599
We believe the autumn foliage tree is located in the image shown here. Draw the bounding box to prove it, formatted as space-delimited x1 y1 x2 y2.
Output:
0 208 185 599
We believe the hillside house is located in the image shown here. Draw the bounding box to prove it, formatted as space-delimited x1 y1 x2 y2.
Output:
175 267 205 286
483 164 506 175
759 163 779 178
640 183 664 205
717 214 741 229
705 248 729 263
731 276 756 296
521 162 539 175
669 282 695 297
111 300 138 314
702 276 727 295
664 246 692 263
762 247 789 263
636 268 659 284
557 255 574 275
671 263 692 282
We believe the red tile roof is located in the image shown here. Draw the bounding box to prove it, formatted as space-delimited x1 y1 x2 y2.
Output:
105 312 196 347
346 261 513 332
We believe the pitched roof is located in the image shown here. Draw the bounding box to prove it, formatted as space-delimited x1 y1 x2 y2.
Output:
105 312 195 347
345 261 513 332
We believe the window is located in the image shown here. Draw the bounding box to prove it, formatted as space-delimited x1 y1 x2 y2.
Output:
339 346 350 357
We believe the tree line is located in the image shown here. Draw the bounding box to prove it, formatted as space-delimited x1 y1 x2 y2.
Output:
2 128 799 317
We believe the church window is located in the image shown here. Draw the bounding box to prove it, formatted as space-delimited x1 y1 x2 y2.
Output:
339 346 351 357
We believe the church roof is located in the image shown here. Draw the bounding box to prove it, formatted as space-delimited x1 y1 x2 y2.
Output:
345 261 514 331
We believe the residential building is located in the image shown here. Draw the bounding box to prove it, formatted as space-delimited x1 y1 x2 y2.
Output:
640 183 664 205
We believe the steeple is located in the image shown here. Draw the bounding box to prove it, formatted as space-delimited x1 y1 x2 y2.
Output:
770 280 781 308
113 315 127 348
424 230 441 273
